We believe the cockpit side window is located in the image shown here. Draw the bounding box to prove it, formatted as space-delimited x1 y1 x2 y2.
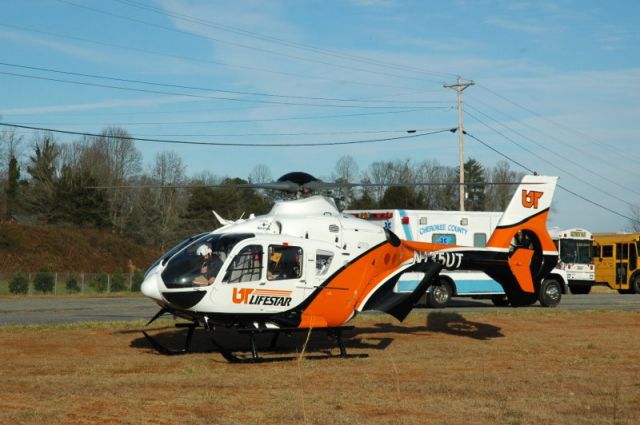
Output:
223 245 263 283
267 245 303 281
316 250 333 276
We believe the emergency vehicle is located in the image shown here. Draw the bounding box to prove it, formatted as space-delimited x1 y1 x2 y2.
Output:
344 208 568 308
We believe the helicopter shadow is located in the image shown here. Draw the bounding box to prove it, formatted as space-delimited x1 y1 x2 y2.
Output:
128 325 392 362
424 312 504 340
126 311 502 361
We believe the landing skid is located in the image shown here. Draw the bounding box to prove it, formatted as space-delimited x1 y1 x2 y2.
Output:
142 322 196 355
207 325 365 363
142 310 365 362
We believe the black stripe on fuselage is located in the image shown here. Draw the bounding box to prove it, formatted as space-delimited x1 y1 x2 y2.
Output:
493 208 549 230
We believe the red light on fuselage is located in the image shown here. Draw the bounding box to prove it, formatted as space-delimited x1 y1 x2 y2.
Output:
401 216 410 225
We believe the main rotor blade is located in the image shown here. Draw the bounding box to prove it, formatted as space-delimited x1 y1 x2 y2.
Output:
86 181 300 191
303 181 540 190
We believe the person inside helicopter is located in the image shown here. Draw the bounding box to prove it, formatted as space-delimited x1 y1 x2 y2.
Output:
194 243 224 286
267 246 302 280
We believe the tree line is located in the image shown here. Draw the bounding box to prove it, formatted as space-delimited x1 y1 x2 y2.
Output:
0 126 526 250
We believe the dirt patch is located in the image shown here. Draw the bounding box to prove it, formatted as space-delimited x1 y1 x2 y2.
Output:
0 310 639 424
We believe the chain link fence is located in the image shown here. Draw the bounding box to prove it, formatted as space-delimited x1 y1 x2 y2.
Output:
0 271 145 295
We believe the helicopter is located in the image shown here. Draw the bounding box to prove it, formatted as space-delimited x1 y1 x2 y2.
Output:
140 173 559 362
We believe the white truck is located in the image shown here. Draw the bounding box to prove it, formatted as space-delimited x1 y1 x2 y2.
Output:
344 208 568 308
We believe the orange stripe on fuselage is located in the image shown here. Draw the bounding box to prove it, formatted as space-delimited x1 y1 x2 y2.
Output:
298 243 415 328
486 210 556 252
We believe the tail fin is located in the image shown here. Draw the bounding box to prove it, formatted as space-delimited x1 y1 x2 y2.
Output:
484 175 559 304
487 175 558 248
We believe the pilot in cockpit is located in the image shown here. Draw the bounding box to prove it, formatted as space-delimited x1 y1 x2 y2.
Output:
194 244 224 286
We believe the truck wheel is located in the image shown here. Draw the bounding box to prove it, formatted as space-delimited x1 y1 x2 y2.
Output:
539 278 562 307
427 279 452 309
569 285 591 295
631 275 640 294
491 295 510 307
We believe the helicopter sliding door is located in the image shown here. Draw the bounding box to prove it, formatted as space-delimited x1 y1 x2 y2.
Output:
210 240 308 314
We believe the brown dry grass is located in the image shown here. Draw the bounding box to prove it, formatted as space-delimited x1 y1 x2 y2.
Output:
1 310 639 425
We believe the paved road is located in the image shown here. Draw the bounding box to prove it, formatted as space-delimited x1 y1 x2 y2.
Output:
1 293 639 325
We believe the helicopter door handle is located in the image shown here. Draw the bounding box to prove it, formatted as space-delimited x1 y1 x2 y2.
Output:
259 281 266 285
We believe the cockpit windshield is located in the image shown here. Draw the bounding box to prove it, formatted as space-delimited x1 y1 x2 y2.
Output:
144 232 209 279
161 233 254 288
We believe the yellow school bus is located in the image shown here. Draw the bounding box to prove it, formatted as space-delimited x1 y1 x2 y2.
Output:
592 233 640 294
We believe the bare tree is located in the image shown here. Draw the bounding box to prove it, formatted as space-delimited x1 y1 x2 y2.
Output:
629 205 640 232
86 127 142 232
248 164 272 183
332 155 360 207
0 128 24 175
413 160 441 209
484 160 524 211
151 151 187 249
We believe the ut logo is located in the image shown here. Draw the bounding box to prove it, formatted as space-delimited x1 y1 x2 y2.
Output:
232 288 254 304
521 190 544 209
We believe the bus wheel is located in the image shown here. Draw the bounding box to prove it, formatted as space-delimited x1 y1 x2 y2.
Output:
539 278 562 307
631 275 640 294
491 295 510 307
569 285 591 295
427 279 452 309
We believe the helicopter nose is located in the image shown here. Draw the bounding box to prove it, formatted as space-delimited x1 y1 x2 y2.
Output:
141 275 162 301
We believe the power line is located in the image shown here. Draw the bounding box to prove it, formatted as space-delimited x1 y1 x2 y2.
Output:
465 109 639 209
476 83 640 162
0 70 441 110
10 108 438 127
55 0 447 85
465 102 640 197
0 122 456 147
0 62 449 106
467 93 637 174
130 128 448 138
463 130 639 225
8 127 447 138
0 22 426 92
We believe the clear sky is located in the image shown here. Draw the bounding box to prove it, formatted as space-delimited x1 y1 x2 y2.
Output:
1 0 639 232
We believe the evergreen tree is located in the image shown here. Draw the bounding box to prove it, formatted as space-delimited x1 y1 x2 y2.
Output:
380 186 420 209
5 155 20 218
463 158 486 211
26 135 59 220
53 165 110 227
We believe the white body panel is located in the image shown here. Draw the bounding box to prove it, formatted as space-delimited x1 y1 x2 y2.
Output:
345 208 506 296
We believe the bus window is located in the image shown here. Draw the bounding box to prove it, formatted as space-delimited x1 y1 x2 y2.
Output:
602 245 613 257
617 243 628 260
473 233 487 247
630 243 638 271
432 234 456 245
593 245 601 258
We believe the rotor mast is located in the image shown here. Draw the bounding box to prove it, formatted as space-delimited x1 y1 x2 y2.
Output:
444 77 474 211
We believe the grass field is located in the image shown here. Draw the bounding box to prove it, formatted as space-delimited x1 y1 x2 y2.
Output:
0 310 638 424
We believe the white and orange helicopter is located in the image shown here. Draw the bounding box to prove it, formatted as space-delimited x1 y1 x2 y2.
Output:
140 172 558 362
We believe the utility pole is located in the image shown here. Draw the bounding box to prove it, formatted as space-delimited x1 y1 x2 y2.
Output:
444 77 474 211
